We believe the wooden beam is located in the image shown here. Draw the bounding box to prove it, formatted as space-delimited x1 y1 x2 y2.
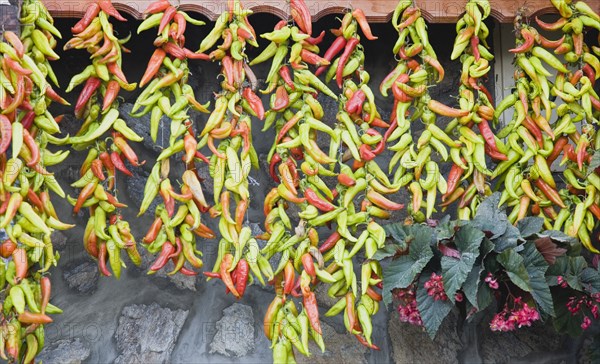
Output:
43 0 598 23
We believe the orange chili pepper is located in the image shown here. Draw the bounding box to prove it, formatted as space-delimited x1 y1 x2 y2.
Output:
220 254 240 298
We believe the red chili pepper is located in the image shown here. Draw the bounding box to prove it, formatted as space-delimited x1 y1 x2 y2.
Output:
3 31 24 58
21 111 35 130
290 0 312 35
283 261 295 295
144 0 170 14
110 151 133 176
471 36 481 61
163 41 186 60
346 292 358 332
272 85 289 111
72 2 101 33
485 144 508 161
352 9 377 40
0 239 16 258
74 182 96 214
0 115 11 154
75 77 101 118
174 12 187 40
522 116 544 147
140 48 166 87
359 144 377 161
336 37 360 88
345 90 366 114
269 153 282 183
534 178 566 208
547 136 568 165
242 87 265 119
98 242 112 276
583 63 596 87
303 290 322 334
316 36 347 76
509 28 535 53
338 173 356 187
3 75 24 115
278 65 295 90
234 259 250 298
355 333 380 350
88 159 105 181
18 311 53 324
589 204 600 220
306 30 325 45
305 187 336 212
179 265 198 276
100 80 120 112
301 253 316 278
150 242 176 272
319 231 341 253
25 189 43 212
276 111 303 144
40 276 51 314
444 162 465 199
22 129 40 167
592 96 600 112
97 0 127 22
13 248 28 283
220 254 240 298
114 134 144 166
477 119 503 153
203 271 221 279
158 6 177 34
300 49 329 66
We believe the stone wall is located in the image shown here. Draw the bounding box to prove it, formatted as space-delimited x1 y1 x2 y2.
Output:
31 13 590 364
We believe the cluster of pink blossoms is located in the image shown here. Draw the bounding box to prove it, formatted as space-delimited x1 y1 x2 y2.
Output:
490 297 540 332
424 273 448 301
566 292 600 330
396 287 422 326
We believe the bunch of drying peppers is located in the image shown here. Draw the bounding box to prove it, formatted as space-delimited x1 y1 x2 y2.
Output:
64 1 143 277
492 0 600 250
0 0 70 360
381 1 454 221
2 0 600 362
135 0 212 276
191 0 264 299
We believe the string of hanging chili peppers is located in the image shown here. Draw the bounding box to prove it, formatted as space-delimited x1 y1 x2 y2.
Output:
196 0 264 299
64 0 143 278
250 0 339 358
438 0 498 219
382 1 454 222
494 1 600 251
135 0 212 276
0 0 71 360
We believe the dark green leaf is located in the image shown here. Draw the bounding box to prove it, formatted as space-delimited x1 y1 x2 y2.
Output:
382 231 434 305
539 230 578 245
522 242 553 316
546 256 568 286
517 217 544 238
566 256 588 291
435 216 456 241
493 224 521 253
580 268 600 294
476 280 493 312
552 290 584 336
383 223 407 244
462 265 483 309
416 274 454 339
497 248 530 292
373 244 405 260
473 193 508 238
441 224 484 302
